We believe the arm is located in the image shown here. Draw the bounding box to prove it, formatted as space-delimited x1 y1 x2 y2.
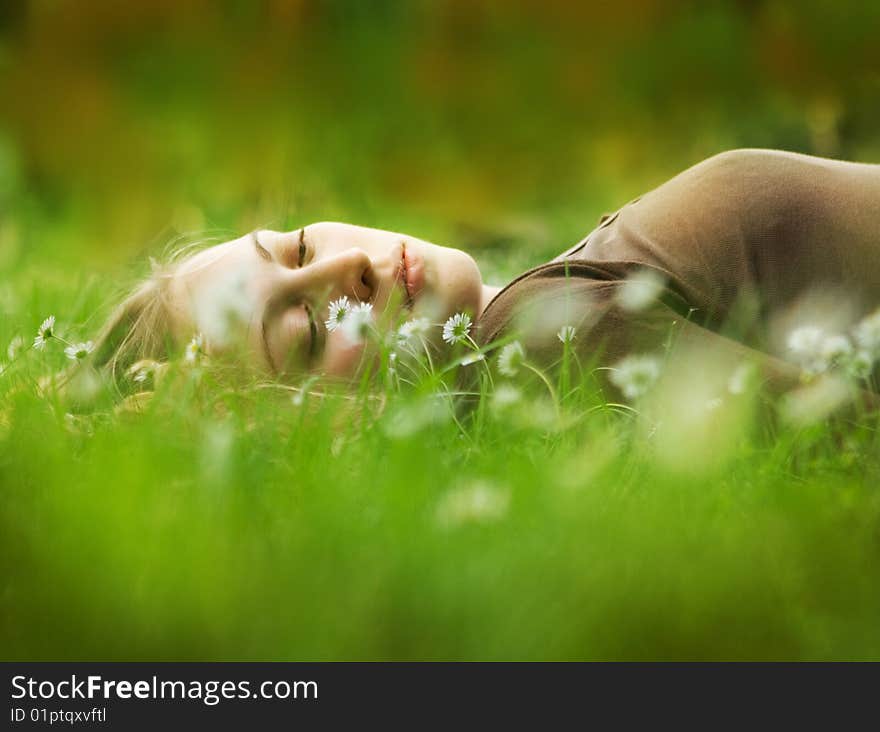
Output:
479 274 879 411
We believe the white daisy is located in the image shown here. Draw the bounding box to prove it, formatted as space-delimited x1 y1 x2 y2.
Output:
396 317 432 344
608 354 661 400
442 312 472 345
853 309 880 356
64 340 94 361
787 325 824 355
324 296 351 333
460 352 486 366
6 335 24 361
820 334 853 369
127 359 160 384
185 333 206 364
191 267 251 347
727 362 757 395
435 481 510 528
787 325 826 374
382 397 449 440
341 302 374 344
490 383 522 410
616 268 666 311
781 376 851 426
497 341 525 377
847 350 874 380
33 315 56 350
557 325 576 344
704 397 724 412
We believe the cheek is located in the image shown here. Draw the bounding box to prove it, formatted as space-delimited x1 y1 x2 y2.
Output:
432 250 482 314
273 309 312 372
321 332 367 377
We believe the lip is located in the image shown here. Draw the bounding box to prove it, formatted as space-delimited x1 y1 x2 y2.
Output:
401 243 425 302
395 243 425 309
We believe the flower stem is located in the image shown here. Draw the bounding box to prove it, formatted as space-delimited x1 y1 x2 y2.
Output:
523 361 561 421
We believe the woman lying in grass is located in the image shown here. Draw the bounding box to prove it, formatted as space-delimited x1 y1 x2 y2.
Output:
70 148 880 404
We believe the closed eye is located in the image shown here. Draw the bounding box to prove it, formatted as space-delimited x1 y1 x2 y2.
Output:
255 228 322 371
298 227 307 267
266 304 322 373
297 226 316 268
304 302 319 358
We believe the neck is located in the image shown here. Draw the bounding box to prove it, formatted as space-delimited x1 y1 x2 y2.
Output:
478 283 502 318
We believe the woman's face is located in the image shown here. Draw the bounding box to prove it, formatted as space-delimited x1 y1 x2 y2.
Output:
167 222 484 377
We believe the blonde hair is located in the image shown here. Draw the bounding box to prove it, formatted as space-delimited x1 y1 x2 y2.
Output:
90 275 175 393
87 235 222 396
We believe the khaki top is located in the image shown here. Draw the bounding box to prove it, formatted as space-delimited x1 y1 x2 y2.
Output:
475 149 880 394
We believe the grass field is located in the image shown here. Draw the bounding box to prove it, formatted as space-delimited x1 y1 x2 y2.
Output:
3 273 880 660
2 1 880 660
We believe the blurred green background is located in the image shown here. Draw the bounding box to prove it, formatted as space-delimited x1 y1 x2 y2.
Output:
3 0 880 282
3 1 880 661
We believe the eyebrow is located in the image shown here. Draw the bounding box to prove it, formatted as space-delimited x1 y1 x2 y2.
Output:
252 230 273 262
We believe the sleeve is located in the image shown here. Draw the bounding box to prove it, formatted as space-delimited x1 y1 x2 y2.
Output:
476 273 879 409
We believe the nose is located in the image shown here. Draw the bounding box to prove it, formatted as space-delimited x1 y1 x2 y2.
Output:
286 247 375 304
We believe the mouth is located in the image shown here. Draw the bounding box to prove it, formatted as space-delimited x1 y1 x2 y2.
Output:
396 243 425 310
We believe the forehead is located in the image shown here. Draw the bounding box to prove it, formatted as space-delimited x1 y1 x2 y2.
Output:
175 236 245 277
167 235 260 346
308 221 405 247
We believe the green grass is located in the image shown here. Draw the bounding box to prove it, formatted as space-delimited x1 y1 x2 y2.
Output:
2 293 879 661
3 0 880 661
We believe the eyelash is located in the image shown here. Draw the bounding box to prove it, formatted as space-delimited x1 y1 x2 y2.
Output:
304 303 318 358
299 229 317 356
298 228 309 267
